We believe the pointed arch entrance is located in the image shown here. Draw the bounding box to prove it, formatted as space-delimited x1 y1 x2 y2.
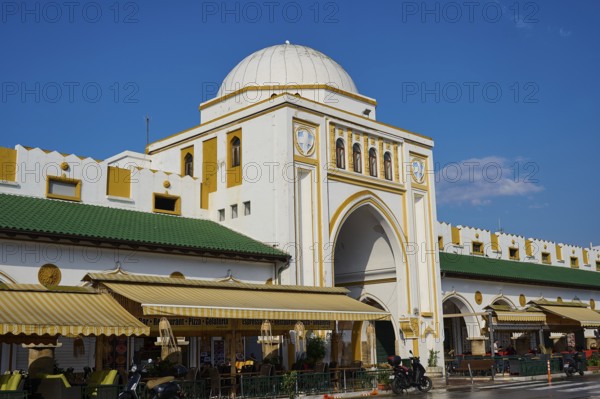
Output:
331 193 407 365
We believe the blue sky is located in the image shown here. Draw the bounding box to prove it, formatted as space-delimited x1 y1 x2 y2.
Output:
1 0 598 247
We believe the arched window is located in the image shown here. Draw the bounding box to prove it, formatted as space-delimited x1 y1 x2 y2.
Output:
184 153 193 177
352 143 362 173
335 138 345 169
231 137 241 167
384 152 392 180
369 148 377 177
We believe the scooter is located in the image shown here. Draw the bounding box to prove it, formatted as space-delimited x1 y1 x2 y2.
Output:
117 360 188 399
564 353 584 377
388 351 433 393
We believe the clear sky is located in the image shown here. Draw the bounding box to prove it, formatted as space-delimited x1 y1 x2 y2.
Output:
1 0 598 247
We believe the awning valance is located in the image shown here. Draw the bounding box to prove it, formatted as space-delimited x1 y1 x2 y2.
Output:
495 311 546 323
103 282 390 322
0 286 149 337
539 305 600 327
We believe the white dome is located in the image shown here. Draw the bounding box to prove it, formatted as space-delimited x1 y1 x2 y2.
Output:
217 43 358 97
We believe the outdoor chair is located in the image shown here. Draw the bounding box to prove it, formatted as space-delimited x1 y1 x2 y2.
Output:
208 367 233 398
0 372 25 399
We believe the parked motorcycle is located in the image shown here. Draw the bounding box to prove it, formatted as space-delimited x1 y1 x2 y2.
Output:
388 351 433 393
564 352 584 377
117 360 188 399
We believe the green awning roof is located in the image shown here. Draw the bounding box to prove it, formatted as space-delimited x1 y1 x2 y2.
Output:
440 252 600 290
0 193 288 260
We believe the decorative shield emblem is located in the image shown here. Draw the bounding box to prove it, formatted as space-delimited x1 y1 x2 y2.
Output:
296 128 315 156
411 158 425 183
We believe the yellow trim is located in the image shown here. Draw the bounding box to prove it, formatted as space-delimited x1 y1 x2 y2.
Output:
541 252 551 264
525 239 534 257
472 241 484 255
596 261 600 271
556 244 563 261
199 84 378 109
347 129 354 172
148 93 432 156
336 278 397 287
293 155 318 166
106 166 131 198
327 171 405 195
0 147 17 182
570 256 580 269
378 138 384 179
180 145 194 177
424 166 439 332
201 138 217 209
583 249 589 265
490 233 499 251
329 124 336 166
451 226 461 245
412 182 428 191
153 193 181 216
438 236 444 251
393 143 400 183
362 135 368 176
226 129 242 188
351 321 362 361
421 312 434 318
46 175 82 202
293 117 324 286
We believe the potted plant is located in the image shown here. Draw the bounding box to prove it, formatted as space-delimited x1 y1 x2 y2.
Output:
587 356 600 372
376 367 391 390
426 349 443 376
281 371 298 399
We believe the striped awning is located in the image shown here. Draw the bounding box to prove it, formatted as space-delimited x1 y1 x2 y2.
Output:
104 282 390 321
0 285 149 337
495 311 546 323
539 305 600 327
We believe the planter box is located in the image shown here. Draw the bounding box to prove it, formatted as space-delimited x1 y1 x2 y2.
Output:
426 366 443 377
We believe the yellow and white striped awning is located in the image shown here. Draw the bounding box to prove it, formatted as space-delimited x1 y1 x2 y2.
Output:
104 282 390 321
0 285 149 337
539 305 600 327
495 311 546 322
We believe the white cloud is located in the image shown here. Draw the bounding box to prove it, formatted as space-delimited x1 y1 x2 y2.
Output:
435 156 544 206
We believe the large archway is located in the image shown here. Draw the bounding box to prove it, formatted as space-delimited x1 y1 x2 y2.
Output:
333 202 402 364
442 295 481 355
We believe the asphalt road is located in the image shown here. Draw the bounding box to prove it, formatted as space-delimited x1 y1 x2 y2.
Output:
385 375 600 398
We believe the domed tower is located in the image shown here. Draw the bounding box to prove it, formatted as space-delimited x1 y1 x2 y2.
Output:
200 42 377 122
147 43 441 362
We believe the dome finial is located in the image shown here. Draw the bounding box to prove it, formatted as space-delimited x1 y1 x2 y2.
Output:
285 40 290 45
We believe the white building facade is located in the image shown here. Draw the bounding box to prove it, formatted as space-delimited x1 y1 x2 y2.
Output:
0 43 444 372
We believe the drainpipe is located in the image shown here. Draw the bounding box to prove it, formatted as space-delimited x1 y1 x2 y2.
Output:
275 260 291 284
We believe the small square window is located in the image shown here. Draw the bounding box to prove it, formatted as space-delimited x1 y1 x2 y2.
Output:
47 176 81 201
243 201 251 216
153 193 180 215
509 248 519 260
541 252 551 264
218 209 225 221
596 261 600 271
231 204 238 219
570 256 579 268
472 242 483 255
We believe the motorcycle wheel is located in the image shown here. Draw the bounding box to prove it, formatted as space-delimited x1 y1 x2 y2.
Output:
416 376 433 392
579 370 585 376
391 375 408 394
565 368 574 377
